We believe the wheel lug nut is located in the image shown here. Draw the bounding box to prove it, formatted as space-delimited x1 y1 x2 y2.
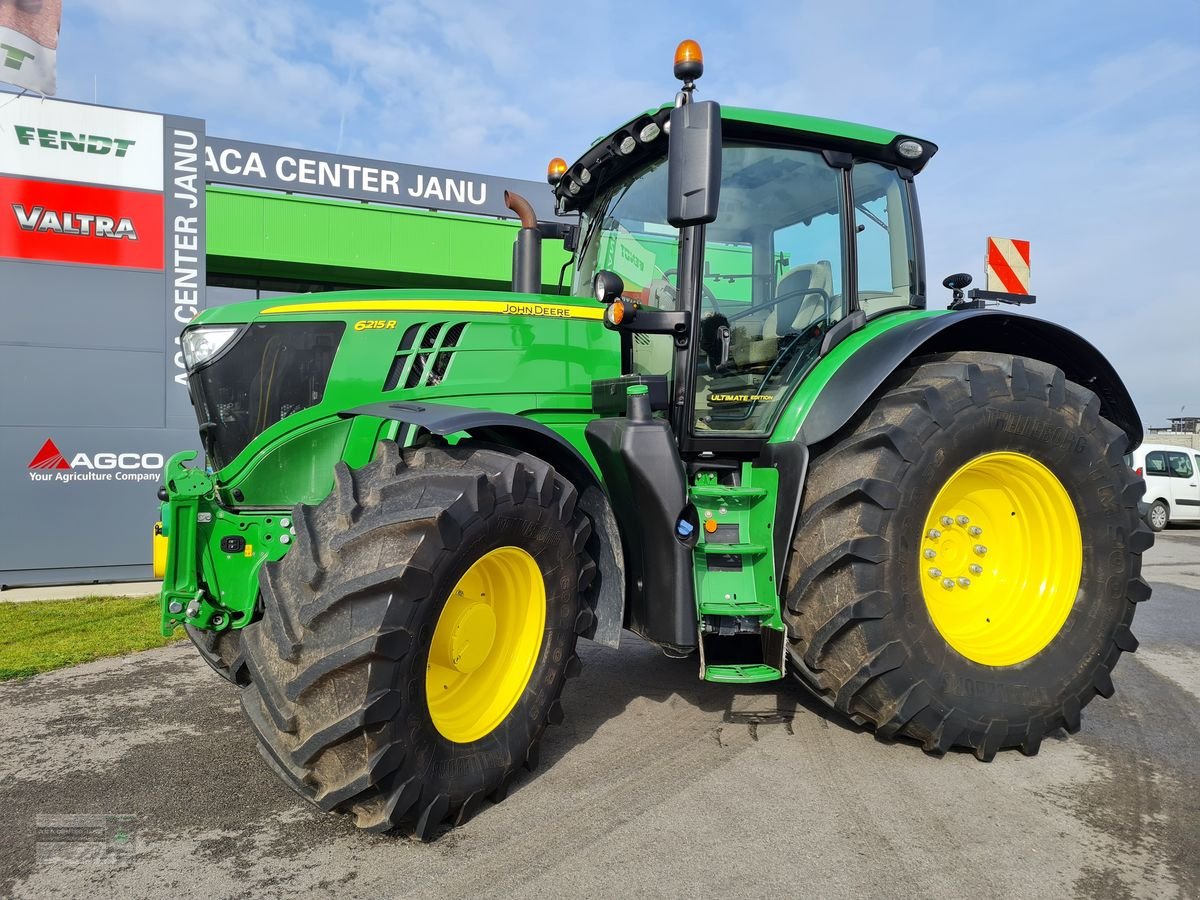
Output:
974 544 988 556
968 526 982 537
940 515 954 527
928 567 942 578
957 577 971 588
969 564 983 576
957 515 970 526
928 529 941 539
924 549 937 559
942 578 955 590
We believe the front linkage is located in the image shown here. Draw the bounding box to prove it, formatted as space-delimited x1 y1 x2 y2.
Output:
158 450 290 639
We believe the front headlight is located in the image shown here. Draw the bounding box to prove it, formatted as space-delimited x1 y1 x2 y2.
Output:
181 326 240 370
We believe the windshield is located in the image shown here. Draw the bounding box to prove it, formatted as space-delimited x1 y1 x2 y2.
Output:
573 157 681 307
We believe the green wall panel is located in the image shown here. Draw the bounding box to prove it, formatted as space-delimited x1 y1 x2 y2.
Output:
205 187 572 291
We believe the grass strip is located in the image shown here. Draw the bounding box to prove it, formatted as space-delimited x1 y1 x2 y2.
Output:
0 595 183 680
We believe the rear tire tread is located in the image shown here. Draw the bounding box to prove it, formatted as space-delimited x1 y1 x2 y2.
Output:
785 351 1151 759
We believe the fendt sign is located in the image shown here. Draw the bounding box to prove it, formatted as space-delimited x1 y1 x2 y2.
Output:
2 99 164 189
13 125 138 157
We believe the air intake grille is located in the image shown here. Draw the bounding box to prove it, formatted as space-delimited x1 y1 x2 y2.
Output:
382 322 469 391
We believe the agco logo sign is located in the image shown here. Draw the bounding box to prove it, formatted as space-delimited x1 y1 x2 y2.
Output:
28 439 163 484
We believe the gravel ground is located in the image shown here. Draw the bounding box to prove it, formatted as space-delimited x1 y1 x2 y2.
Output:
1 532 1197 899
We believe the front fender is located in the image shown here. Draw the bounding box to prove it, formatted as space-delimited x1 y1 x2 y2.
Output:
771 309 1142 451
345 400 626 648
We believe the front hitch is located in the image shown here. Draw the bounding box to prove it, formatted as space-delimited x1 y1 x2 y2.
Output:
158 451 216 636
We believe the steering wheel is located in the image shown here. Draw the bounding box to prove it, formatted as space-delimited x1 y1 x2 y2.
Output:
661 268 720 313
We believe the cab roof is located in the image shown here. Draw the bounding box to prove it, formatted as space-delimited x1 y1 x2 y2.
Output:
558 103 936 214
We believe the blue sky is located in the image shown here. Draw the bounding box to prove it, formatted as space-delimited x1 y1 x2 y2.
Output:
37 0 1200 424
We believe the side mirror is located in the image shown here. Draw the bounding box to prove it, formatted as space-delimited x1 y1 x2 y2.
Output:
667 100 721 227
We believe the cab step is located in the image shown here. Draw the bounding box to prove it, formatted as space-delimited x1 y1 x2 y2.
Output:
690 465 785 685
697 597 776 617
697 541 767 556
688 485 768 502
703 663 783 684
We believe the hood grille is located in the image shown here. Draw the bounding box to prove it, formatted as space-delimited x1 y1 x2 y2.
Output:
383 322 469 391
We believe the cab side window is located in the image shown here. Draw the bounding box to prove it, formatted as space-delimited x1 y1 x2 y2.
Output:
1166 452 1194 478
852 162 918 316
1146 452 1168 475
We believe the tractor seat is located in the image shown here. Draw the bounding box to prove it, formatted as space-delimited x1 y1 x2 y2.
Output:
738 261 834 365
774 261 833 333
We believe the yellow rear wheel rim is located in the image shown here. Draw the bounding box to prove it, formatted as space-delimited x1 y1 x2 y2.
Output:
426 546 545 743
918 452 1082 667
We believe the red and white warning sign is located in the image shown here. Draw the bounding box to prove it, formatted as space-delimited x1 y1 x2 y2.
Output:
985 237 1031 295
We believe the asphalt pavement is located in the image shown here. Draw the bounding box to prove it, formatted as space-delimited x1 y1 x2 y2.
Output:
1 532 1198 899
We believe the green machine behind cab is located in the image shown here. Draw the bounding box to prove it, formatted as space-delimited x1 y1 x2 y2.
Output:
158 42 1152 839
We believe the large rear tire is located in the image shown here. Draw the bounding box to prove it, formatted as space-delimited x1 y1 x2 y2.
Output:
238 441 594 837
784 352 1153 759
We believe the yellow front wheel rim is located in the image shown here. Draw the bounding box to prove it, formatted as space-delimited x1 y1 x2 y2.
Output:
426 546 546 743
918 452 1082 667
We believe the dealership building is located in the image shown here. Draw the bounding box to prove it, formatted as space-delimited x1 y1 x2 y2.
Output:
1 94 568 586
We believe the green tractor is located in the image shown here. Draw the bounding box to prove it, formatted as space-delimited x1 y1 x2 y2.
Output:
157 41 1151 839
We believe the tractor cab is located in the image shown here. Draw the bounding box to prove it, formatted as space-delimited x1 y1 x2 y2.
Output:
553 42 936 454
570 136 927 440
550 42 943 673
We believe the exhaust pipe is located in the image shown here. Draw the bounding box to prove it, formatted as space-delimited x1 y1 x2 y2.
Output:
505 190 541 294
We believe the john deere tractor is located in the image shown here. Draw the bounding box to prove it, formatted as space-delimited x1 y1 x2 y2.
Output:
157 41 1152 838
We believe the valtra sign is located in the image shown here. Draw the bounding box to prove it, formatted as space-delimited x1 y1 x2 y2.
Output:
0 176 164 269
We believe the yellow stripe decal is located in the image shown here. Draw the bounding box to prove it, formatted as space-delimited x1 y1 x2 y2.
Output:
261 299 606 321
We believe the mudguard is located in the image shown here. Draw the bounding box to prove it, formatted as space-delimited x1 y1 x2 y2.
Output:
345 401 625 648
786 310 1142 451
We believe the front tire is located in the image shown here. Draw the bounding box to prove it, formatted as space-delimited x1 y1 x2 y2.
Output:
185 624 248 685
238 441 594 837
784 352 1153 760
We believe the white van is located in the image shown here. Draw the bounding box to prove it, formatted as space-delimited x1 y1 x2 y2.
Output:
1127 442 1200 531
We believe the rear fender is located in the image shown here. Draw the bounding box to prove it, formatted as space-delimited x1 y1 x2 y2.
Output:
345 401 625 648
776 310 1142 452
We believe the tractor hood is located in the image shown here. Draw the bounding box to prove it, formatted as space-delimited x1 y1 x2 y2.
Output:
180 288 620 476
